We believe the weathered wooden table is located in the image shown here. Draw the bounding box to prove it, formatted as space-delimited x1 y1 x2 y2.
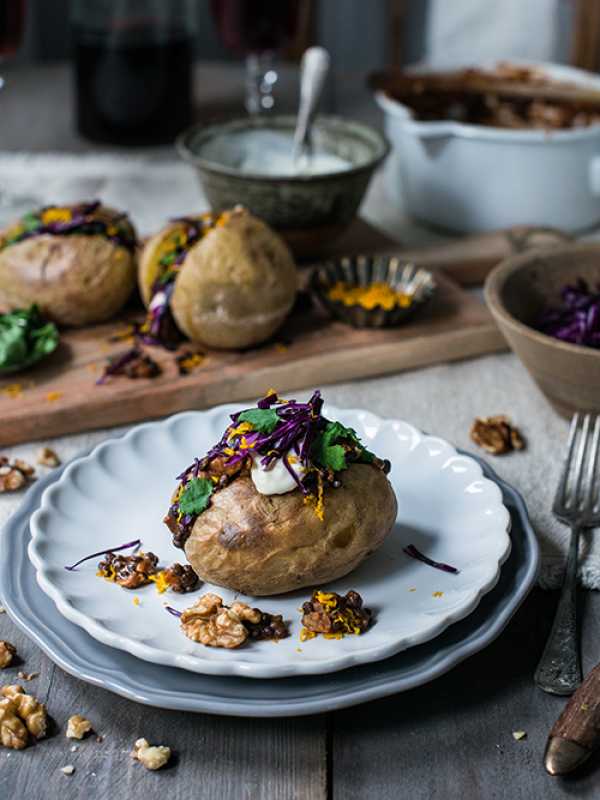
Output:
1 62 599 800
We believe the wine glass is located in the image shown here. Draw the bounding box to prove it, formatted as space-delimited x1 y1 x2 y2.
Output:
0 0 29 220
211 0 301 113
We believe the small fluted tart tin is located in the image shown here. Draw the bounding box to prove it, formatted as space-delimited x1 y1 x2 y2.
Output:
311 254 436 328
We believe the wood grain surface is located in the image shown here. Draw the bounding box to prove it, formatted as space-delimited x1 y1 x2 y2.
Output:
0 266 506 447
1 588 600 800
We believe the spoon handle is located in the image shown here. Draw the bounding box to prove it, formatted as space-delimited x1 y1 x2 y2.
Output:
293 47 330 162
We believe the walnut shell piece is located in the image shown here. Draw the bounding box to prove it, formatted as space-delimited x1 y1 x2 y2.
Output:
66 714 93 740
0 641 16 669
131 737 171 771
470 415 525 455
37 447 61 468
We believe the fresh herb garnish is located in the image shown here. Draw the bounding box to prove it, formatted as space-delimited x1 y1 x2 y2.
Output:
237 407 279 433
165 390 389 549
178 477 214 516
312 421 374 472
0 305 59 375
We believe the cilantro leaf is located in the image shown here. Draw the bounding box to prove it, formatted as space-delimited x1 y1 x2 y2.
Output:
238 408 279 433
0 305 59 375
178 477 213 516
21 212 42 232
311 421 375 472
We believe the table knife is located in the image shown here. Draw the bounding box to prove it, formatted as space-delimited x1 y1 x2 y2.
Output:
544 661 600 775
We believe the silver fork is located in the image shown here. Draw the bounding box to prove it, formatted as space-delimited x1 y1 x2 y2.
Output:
534 412 600 695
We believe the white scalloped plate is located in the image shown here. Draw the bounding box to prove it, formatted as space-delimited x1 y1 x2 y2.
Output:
28 404 511 679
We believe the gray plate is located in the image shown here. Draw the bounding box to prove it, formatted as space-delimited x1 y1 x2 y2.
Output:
0 452 539 718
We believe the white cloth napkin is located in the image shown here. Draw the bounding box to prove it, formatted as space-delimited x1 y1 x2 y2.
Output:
0 152 598 589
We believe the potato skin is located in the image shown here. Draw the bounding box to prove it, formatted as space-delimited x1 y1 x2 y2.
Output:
184 463 397 596
0 233 136 327
139 209 297 350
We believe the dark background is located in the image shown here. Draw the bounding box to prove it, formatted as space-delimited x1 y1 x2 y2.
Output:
17 0 429 72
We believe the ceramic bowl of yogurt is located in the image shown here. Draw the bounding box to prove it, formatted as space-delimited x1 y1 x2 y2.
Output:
177 115 389 257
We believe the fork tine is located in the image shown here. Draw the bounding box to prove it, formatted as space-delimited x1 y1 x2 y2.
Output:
582 414 600 515
571 413 592 511
553 413 581 514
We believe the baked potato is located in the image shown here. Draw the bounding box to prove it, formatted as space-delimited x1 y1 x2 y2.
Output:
165 390 397 597
138 206 297 350
184 464 396 596
0 202 137 327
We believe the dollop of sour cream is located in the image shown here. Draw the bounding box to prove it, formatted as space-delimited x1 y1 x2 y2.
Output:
250 452 306 496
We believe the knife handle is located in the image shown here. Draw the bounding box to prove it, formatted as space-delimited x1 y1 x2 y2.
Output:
544 661 600 775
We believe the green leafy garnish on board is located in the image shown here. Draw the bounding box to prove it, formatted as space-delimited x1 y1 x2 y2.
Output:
312 421 375 472
178 477 213 516
0 305 59 375
238 408 279 434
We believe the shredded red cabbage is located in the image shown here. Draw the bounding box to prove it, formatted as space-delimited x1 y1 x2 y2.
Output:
165 390 380 547
538 279 600 348
403 544 460 574
64 539 141 571
96 347 142 384
165 605 182 618
139 216 217 348
4 201 137 252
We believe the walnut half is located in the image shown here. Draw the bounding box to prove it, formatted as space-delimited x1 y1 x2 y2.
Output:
179 594 289 648
180 594 255 649
131 737 171 771
470 415 525 455
0 685 47 749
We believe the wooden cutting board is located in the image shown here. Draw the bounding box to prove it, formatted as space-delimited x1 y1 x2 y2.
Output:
2 216 570 446
0 263 505 446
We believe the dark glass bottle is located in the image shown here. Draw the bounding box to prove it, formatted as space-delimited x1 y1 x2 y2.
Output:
71 0 196 146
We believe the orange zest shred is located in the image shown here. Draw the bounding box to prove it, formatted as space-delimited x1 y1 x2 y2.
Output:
302 471 325 521
178 352 205 372
1 383 23 399
41 207 72 225
227 422 253 440
96 564 117 582
327 280 413 311
46 391 63 403
432 591 444 598
148 571 170 594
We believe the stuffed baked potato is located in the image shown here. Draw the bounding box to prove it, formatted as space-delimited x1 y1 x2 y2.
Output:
164 390 397 596
0 202 137 327
138 206 297 350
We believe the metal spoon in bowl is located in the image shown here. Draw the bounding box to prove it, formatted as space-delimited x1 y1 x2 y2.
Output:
292 46 331 169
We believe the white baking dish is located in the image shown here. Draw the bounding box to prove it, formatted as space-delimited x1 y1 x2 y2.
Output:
375 61 600 233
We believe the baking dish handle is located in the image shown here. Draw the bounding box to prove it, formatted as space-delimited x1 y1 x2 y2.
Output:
589 155 600 195
398 120 456 140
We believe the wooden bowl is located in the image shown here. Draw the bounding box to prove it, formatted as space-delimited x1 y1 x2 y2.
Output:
485 243 600 417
